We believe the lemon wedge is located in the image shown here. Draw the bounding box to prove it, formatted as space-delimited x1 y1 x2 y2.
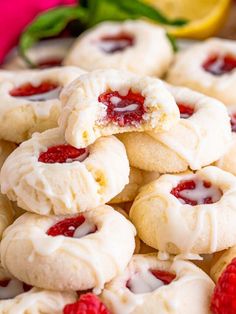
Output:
144 0 231 39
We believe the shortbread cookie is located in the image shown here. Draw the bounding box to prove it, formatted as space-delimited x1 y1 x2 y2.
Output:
0 140 17 169
109 167 143 204
167 38 236 106
210 246 236 283
0 265 77 314
130 166 236 255
0 194 14 239
59 69 179 148
0 128 129 215
3 38 74 71
64 20 173 77
118 86 231 173
216 104 236 175
0 67 85 143
101 254 214 314
1 205 136 291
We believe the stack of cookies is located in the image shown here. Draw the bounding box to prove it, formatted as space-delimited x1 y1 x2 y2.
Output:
0 19 236 314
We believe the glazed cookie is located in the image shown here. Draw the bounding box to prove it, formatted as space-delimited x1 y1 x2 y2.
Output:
118 86 231 173
64 20 173 77
0 205 136 291
0 66 85 143
101 254 214 314
59 69 179 148
167 38 236 106
130 166 236 255
0 194 14 239
0 265 77 314
0 128 129 215
3 38 74 70
216 104 236 175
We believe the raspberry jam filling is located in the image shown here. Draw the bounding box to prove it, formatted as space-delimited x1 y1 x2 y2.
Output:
0 279 31 299
202 54 236 75
98 90 146 127
38 145 89 164
38 58 62 69
98 32 134 53
126 269 175 294
10 81 61 101
47 215 96 238
177 103 194 119
230 113 236 132
171 178 222 206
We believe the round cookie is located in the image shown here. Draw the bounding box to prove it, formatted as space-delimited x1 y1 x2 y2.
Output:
0 265 77 314
3 38 74 70
0 128 129 215
101 254 214 314
0 205 136 292
167 38 236 106
64 20 173 77
130 166 236 255
0 66 85 143
118 85 231 173
0 194 14 239
59 69 179 148
216 104 236 175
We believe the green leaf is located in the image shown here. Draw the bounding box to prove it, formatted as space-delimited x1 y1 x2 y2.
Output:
19 6 88 66
166 33 178 52
86 0 188 27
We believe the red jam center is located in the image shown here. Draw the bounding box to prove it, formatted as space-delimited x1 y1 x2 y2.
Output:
47 215 96 238
10 81 59 97
38 58 62 69
177 103 194 119
38 145 88 164
126 269 175 294
171 178 222 206
202 54 236 75
230 113 236 132
0 279 31 300
98 90 146 127
98 32 134 53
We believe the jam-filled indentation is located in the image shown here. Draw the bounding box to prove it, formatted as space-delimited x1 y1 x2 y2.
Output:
38 145 89 164
10 81 61 101
98 32 134 54
177 103 194 119
171 178 222 206
126 269 175 294
230 113 236 132
38 58 62 69
47 215 96 238
98 90 146 127
0 279 31 300
202 54 236 76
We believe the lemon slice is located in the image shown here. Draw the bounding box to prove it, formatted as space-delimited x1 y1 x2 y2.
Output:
144 0 231 39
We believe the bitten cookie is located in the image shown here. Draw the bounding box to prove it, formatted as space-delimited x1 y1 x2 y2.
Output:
118 85 231 173
59 69 179 148
101 254 214 314
0 265 77 314
64 20 173 77
167 38 236 106
130 166 236 255
0 67 85 143
0 128 129 215
0 205 136 291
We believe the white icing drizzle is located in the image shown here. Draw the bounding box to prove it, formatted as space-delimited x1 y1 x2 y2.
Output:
205 55 225 75
97 39 131 53
73 219 96 239
110 96 121 105
0 279 25 300
128 271 164 294
178 178 222 205
15 86 61 102
114 104 139 113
